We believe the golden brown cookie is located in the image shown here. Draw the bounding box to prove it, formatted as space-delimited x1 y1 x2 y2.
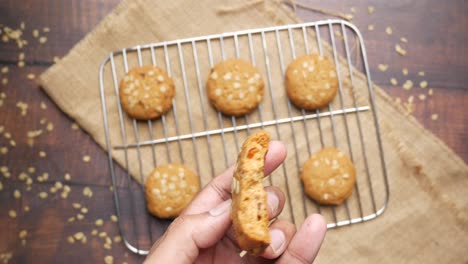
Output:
119 65 175 120
145 163 200 219
207 59 264 116
285 54 338 110
231 131 270 256
301 147 356 205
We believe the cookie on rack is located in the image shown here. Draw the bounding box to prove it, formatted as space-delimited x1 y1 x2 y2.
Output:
285 54 338 110
207 58 264 116
119 65 175 120
145 163 200 219
231 131 270 256
301 147 356 205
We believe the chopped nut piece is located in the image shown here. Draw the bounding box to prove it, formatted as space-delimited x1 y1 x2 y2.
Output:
67 236 75 244
1 147 8 155
420 81 428 89
378 64 388 72
431 114 438 121
395 44 407 56
400 37 408 43
104 256 114 264
2 78 8 85
82 155 91 162
39 151 46 157
71 123 79 130
67 217 75 223
72 203 82 209
43 27 50 33
367 24 375 31
402 80 413 90
110 215 118 222
95 219 104 226
1 66 8 74
19 230 28 239
13 190 21 199
27 73 35 80
24 205 30 212
418 94 426 101
39 192 48 199
418 71 425 76
113 236 122 243
76 214 84 220
39 36 47 44
402 68 409 76
83 186 93 197
385 27 393 35
64 173 71 181
9 210 17 218
46 122 54 131
32 30 39 38
81 207 88 214
74 232 84 241
428 88 434 96
367 6 375 14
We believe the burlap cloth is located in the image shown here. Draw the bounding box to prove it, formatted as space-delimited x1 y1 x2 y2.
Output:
38 0 467 262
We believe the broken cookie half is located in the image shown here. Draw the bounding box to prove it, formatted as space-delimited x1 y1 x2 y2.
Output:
230 130 270 256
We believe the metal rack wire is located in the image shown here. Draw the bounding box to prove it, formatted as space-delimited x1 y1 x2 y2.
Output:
99 19 389 255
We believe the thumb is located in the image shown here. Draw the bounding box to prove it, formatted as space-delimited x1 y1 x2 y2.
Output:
144 199 232 264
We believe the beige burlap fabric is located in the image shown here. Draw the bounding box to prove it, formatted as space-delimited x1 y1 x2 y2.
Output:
39 0 467 262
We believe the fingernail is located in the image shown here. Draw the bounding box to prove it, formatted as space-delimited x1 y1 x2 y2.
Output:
267 191 279 215
209 199 232 217
269 229 285 253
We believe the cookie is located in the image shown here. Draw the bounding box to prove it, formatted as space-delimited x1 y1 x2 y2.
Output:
301 147 356 205
145 163 200 219
231 131 270 255
207 59 264 116
285 54 338 110
119 65 175 120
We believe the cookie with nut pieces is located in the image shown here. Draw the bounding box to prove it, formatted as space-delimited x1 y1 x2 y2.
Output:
231 130 270 256
145 164 200 219
207 59 264 116
119 65 175 120
285 54 338 110
301 147 356 205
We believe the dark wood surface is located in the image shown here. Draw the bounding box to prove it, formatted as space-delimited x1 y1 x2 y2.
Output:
0 0 466 263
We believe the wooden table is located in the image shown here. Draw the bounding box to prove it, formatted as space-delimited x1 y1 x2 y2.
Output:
0 0 466 263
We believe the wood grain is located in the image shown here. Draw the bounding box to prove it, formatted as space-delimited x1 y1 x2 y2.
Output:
0 0 466 263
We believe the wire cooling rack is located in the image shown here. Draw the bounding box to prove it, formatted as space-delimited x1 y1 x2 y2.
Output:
99 20 389 255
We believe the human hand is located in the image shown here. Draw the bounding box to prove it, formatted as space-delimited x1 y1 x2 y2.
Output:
144 141 327 263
